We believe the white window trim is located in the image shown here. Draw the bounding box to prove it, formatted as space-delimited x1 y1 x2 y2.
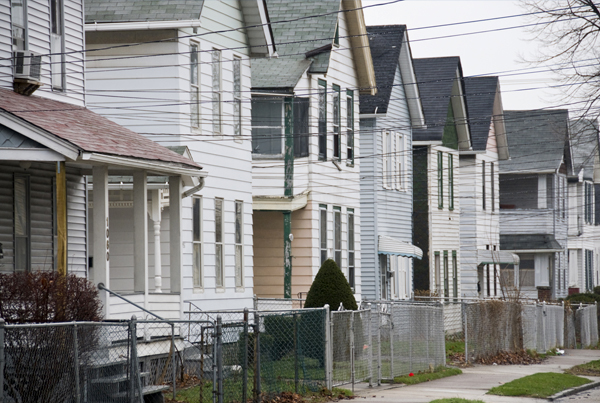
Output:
319 205 328 264
233 55 243 143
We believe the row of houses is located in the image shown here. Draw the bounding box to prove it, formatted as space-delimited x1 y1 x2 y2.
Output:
1 0 598 320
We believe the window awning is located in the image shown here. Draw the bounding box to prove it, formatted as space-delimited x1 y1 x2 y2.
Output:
477 250 520 265
378 235 423 259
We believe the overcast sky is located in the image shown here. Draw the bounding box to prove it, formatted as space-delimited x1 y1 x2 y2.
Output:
363 0 566 112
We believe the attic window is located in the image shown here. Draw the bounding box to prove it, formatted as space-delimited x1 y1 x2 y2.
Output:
334 24 339 47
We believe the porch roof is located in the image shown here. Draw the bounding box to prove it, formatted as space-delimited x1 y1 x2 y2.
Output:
378 235 422 259
0 89 203 175
477 250 520 265
500 234 563 252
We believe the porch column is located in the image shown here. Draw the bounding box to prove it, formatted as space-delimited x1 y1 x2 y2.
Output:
92 166 110 317
56 161 67 276
133 172 148 303
150 190 162 293
169 176 182 293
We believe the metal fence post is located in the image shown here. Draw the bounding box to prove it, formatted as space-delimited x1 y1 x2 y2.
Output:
243 308 249 403
408 303 412 373
216 316 223 403
0 318 5 403
324 304 332 390
253 311 261 403
294 313 299 393
463 303 468 364
350 311 355 392
367 304 372 387
73 322 81 403
172 322 177 400
377 308 381 386
389 306 394 379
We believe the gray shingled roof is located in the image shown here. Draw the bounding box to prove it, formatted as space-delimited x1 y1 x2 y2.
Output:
463 76 498 151
85 0 204 23
359 25 405 115
569 119 599 180
412 57 462 142
252 0 339 90
500 110 569 173
500 234 563 251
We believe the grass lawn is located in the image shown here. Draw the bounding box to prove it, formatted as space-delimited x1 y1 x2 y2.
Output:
445 339 465 361
429 399 485 403
392 367 462 385
487 372 591 398
565 359 600 377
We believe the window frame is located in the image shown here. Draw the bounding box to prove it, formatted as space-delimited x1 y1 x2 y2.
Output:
346 90 354 165
190 42 200 129
251 95 284 155
320 204 328 264
318 79 327 160
491 162 495 212
443 250 449 300
332 84 341 160
452 250 458 300
233 56 242 140
49 0 65 90
192 197 203 289
448 153 454 209
347 208 355 289
11 0 27 51
14 174 30 272
482 160 486 211
214 198 224 288
234 200 243 288
437 151 443 209
211 49 222 135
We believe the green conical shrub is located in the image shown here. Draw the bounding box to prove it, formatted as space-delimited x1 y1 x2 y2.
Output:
304 259 358 310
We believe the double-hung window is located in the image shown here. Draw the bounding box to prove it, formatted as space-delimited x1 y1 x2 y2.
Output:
235 200 243 287
448 154 454 209
491 162 495 211
211 49 222 134
193 197 203 288
50 0 64 90
437 152 443 209
383 130 393 188
318 80 327 160
14 175 30 272
452 251 458 300
11 0 26 50
346 90 354 164
320 205 327 264
396 133 404 190
443 250 449 300
333 206 341 269
333 84 341 160
348 209 355 289
482 161 486 211
190 43 200 128
233 56 242 139
251 96 283 154
214 198 224 287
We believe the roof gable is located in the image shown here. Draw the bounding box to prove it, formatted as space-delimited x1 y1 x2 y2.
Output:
500 109 569 173
569 118 599 181
463 76 498 151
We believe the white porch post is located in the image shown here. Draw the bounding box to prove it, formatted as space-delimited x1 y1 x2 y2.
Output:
133 172 148 307
150 190 162 293
92 166 110 317
169 176 182 294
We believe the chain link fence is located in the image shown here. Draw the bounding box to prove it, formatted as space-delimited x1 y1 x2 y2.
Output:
575 304 599 348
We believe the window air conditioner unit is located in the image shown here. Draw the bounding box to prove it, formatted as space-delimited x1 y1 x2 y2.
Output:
13 50 42 95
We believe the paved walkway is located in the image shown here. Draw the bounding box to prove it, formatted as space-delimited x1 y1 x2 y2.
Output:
350 349 600 403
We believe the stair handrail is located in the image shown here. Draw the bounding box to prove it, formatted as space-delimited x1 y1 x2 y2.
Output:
98 283 170 322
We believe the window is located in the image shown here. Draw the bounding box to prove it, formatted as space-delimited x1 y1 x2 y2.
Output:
585 249 594 291
233 57 242 138
320 205 327 264
50 0 64 90
443 250 449 300
585 182 594 224
346 90 354 164
438 152 443 209
380 255 388 299
491 162 495 212
11 0 26 50
348 209 355 289
448 154 454 209
562 177 567 219
190 43 200 128
396 133 404 190
519 254 535 287
383 131 393 188
334 24 340 46
452 251 458 300
235 200 243 287
333 84 341 160
251 96 283 154
482 161 486 211
293 97 309 158
211 49 222 134
14 175 30 272
193 197 203 288
334 206 341 269
318 79 327 160
215 198 224 287
434 252 441 293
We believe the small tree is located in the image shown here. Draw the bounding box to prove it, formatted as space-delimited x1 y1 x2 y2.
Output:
305 259 357 310
0 271 102 403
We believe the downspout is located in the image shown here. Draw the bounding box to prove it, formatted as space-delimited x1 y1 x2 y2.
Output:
182 176 205 198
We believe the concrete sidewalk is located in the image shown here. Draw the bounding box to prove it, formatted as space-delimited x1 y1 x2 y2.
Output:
350 349 600 403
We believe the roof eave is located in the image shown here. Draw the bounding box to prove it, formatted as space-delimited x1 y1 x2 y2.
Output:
398 30 425 128
342 0 376 96
85 19 202 31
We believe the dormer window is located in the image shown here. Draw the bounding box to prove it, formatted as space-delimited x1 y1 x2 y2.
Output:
11 0 26 50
